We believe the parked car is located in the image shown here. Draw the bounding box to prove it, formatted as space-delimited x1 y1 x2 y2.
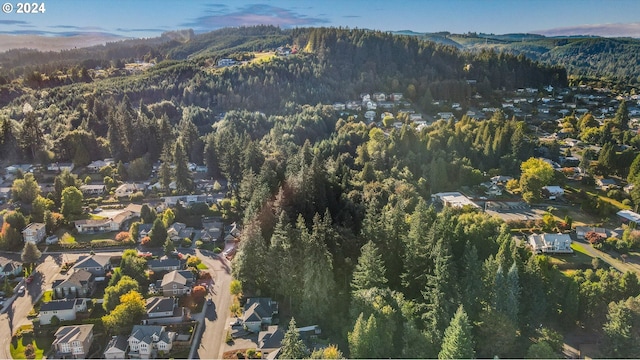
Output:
229 318 241 327
17 286 25 295
207 298 213 306
26 274 34 284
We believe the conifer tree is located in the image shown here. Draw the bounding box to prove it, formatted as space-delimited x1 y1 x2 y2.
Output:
438 305 475 359
281 317 308 359
351 240 388 292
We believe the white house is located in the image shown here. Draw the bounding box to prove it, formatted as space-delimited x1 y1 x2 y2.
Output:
39 298 87 325
22 222 46 244
47 163 74 172
542 186 564 199
528 233 573 254
617 210 640 226
432 192 480 209
128 325 175 359
115 183 146 198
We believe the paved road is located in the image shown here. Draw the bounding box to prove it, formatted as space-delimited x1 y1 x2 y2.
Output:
196 249 232 360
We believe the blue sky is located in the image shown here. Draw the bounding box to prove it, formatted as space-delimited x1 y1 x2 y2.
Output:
1 0 640 38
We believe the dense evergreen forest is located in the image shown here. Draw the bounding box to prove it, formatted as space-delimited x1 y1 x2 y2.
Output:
401 31 640 88
2 26 640 358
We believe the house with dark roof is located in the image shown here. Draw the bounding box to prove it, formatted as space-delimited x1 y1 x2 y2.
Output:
243 298 279 332
104 335 128 359
53 269 95 298
144 297 189 325
148 257 182 272
138 224 153 241
39 298 87 325
128 325 175 359
72 254 112 278
52 324 94 359
0 260 23 278
160 270 194 297
258 325 284 358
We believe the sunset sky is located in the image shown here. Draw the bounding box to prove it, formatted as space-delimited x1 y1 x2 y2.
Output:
1 0 639 39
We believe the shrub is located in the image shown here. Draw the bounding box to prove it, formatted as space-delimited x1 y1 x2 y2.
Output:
141 236 151 246
115 231 130 242
192 285 206 299
129 191 144 202
187 256 201 267
181 238 192 248
195 240 203 248
236 351 245 359
246 349 257 359
226 330 233 343
24 344 35 359
214 247 222 254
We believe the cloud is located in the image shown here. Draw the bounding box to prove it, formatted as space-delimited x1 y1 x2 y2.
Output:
49 25 106 31
0 29 123 38
534 22 640 38
183 3 329 30
116 27 168 33
0 20 29 25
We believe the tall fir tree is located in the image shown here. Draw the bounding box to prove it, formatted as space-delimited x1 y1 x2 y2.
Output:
438 305 475 359
351 240 388 292
280 317 308 359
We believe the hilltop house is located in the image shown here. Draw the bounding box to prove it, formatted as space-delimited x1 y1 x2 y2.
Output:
128 325 175 359
52 324 94 359
39 298 88 325
115 183 146 198
243 298 279 332
22 222 46 244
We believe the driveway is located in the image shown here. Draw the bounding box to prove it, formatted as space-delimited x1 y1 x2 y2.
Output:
196 249 233 359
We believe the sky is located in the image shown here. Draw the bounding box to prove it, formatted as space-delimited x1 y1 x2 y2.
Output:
1 0 640 39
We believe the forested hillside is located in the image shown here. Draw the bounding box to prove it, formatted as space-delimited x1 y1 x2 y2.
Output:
399 31 640 86
3 26 639 358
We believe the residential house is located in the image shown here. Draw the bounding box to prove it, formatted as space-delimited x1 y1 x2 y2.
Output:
542 186 564 199
167 223 187 241
332 103 345 111
217 58 236 67
243 297 279 332
86 159 113 173
160 270 194 297
432 192 480 209
115 183 146 198
128 325 175 359
103 335 128 359
22 222 46 244
148 257 182 272
112 210 138 231
528 233 573 254
79 184 106 197
373 92 386 102
47 163 74 172
74 219 113 234
0 260 23 278
0 187 11 201
390 93 403 101
617 210 640 226
596 178 618 190
52 324 94 359
144 297 188 325
575 226 609 241
72 254 112 279
39 298 87 325
52 269 95 298
138 224 153 241
491 175 513 185
258 325 284 359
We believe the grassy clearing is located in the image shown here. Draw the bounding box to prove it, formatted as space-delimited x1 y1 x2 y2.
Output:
60 232 76 244
250 51 276 64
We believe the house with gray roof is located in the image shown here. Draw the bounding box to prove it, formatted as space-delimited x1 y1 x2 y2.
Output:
144 297 189 325
52 324 94 359
128 325 175 358
53 269 95 298
258 325 284 358
0 260 23 278
243 298 279 332
148 257 182 272
104 335 128 359
72 254 112 278
159 270 194 297
39 298 87 325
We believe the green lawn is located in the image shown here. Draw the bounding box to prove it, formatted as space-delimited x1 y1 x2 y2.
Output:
10 332 52 360
546 243 595 272
196 263 208 270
